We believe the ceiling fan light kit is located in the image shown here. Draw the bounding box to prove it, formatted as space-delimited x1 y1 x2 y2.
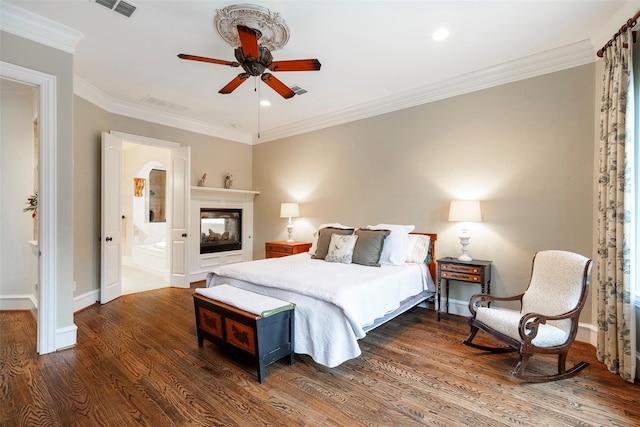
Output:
177 3 321 99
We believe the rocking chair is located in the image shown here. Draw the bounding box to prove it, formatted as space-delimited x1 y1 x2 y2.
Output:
463 250 592 382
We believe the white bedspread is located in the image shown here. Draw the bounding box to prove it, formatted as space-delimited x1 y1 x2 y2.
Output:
207 253 433 367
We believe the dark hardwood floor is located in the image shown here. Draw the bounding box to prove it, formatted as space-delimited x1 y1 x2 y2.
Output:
2 285 639 426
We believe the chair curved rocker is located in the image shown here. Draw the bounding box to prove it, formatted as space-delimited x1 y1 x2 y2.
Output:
463 250 593 382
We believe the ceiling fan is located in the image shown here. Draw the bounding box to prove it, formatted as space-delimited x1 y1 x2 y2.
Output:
178 25 321 99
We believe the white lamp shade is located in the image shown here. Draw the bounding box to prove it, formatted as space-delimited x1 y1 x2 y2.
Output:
448 200 482 222
280 202 300 218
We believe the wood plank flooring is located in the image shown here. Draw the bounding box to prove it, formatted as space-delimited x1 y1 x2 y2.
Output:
2 285 639 426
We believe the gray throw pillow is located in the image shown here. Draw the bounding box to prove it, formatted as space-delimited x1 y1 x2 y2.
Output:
311 227 355 260
352 228 391 267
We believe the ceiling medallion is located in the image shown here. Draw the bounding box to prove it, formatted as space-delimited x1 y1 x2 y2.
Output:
214 3 290 51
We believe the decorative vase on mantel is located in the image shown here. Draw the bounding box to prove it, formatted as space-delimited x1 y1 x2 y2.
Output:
224 173 233 189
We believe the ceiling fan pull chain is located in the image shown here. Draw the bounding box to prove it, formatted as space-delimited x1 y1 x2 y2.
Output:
257 78 261 139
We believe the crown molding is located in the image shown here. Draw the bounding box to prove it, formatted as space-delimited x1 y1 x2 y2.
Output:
0 1 84 54
74 77 252 144
7 0 596 148
76 39 595 145
253 40 596 143
0 0 597 144
75 40 597 145
9 0 597 148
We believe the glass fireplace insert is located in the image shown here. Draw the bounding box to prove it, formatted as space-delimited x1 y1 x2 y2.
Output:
200 208 242 254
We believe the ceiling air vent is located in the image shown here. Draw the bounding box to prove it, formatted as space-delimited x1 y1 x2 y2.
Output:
290 85 308 96
93 0 137 18
141 95 190 113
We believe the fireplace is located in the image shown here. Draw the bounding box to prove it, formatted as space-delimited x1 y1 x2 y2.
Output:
200 208 242 254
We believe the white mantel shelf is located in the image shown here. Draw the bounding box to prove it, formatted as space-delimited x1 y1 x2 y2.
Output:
190 186 259 197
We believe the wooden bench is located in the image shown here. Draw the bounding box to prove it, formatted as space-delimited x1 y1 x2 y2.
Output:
193 285 295 383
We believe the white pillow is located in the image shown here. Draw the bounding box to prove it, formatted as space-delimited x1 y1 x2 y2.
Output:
325 234 359 264
366 223 415 265
308 223 355 255
406 234 431 264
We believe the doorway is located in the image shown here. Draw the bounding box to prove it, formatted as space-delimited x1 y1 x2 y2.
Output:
1 62 57 354
101 131 190 304
0 79 38 308
121 141 171 295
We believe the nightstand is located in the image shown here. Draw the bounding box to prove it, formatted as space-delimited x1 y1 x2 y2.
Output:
436 257 492 321
265 241 312 258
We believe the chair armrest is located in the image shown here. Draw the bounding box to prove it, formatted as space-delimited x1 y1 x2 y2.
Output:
518 308 580 343
468 293 524 316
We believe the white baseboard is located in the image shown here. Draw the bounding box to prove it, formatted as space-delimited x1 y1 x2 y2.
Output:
55 324 77 350
0 294 37 310
190 272 209 283
443 297 598 347
1 291 98 313
73 289 99 312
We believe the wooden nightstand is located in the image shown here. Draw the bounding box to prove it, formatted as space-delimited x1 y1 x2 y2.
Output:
436 257 492 321
265 241 312 258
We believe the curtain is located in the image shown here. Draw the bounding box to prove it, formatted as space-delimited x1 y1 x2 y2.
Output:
597 30 636 383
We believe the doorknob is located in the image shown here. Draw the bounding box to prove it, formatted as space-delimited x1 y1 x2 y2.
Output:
106 237 113 242
182 233 188 237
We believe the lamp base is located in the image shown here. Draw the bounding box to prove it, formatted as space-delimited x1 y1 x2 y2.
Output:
286 222 294 243
457 233 472 262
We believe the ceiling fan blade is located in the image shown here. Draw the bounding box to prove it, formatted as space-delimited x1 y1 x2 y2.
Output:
219 73 250 94
177 53 239 67
268 59 321 72
237 25 260 60
261 73 295 99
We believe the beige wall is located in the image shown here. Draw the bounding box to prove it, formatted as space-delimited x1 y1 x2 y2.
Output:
73 97 109 298
72 96 253 296
253 64 596 323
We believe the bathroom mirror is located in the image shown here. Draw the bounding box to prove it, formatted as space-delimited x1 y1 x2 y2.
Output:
148 168 166 222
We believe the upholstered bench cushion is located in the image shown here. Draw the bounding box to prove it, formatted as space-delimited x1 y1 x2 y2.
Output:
196 284 294 318
475 307 569 348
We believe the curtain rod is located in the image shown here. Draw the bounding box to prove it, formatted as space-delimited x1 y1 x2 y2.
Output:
596 10 640 57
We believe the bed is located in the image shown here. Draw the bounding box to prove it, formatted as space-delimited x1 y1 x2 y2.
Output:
205 224 437 368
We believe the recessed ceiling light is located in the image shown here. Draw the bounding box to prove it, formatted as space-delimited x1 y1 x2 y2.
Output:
432 29 450 41
230 123 241 128
260 100 271 107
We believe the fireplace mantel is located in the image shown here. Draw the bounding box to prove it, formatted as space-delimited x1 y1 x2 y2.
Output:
190 186 259 283
190 186 259 199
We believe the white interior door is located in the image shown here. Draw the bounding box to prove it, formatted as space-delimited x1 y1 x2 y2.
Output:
100 132 122 303
169 146 190 288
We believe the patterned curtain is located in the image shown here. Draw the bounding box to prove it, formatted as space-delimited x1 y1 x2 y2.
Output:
597 30 636 383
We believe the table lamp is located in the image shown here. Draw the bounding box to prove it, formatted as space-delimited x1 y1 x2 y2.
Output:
280 203 300 243
448 200 482 261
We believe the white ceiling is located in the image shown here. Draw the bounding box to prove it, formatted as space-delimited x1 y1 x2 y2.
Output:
2 1 638 144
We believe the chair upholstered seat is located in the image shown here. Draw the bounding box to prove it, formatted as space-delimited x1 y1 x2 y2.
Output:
475 307 569 348
463 250 593 382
